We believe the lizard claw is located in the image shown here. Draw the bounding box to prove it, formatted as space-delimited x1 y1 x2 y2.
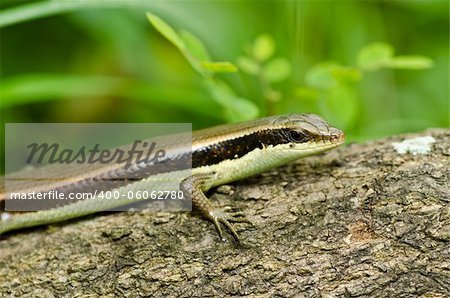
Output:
209 209 250 242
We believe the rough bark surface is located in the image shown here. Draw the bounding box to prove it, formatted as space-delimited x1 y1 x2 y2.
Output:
0 128 449 297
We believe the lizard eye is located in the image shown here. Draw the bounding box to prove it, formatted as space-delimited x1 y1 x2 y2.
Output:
289 130 307 143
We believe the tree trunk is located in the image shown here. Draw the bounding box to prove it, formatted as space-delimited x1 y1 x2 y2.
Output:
1 128 449 297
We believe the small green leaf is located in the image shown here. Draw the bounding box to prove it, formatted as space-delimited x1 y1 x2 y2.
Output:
385 55 434 69
320 85 359 130
357 42 394 71
264 89 282 102
204 79 259 122
306 62 340 89
223 97 260 122
263 58 292 83
252 34 275 62
146 12 185 51
332 67 363 83
147 12 210 75
203 79 230 105
294 87 320 101
201 61 238 73
204 78 237 106
236 56 260 75
179 30 210 62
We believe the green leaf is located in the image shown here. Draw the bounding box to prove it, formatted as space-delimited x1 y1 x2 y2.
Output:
146 12 185 51
252 34 275 62
147 12 209 75
305 62 340 89
357 42 394 71
179 30 210 62
385 55 434 69
223 98 260 122
264 89 282 102
332 67 363 83
263 58 292 83
0 2 171 28
294 87 320 101
236 56 260 75
201 61 238 73
204 79 259 122
147 12 242 77
357 42 433 71
0 74 221 118
320 85 359 130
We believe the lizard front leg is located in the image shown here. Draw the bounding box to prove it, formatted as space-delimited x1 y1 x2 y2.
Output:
180 173 248 242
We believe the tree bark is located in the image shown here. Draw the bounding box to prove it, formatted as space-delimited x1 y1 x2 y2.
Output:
1 128 449 297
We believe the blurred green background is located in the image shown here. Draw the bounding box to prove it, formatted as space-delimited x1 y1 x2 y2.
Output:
0 1 448 149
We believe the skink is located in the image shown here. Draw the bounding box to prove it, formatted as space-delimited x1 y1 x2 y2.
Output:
0 114 345 241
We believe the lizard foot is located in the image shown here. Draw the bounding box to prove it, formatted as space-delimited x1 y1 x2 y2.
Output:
208 208 251 242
